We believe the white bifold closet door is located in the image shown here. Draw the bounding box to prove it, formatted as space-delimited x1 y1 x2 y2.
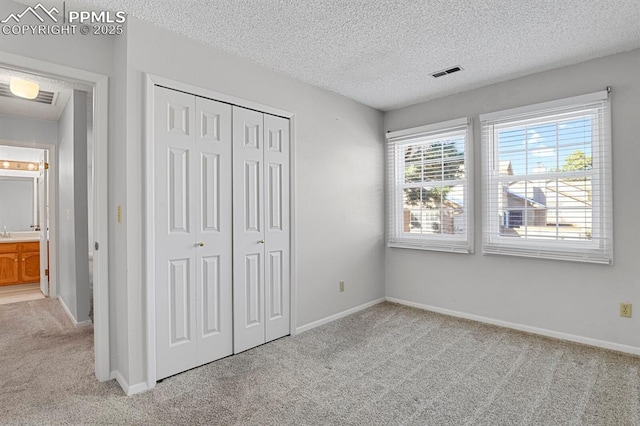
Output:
154 87 233 380
233 106 290 354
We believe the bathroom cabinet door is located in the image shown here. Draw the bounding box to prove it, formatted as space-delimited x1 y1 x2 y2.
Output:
20 248 40 283
0 252 19 286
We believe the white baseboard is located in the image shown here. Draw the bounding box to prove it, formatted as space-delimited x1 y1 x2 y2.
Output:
57 296 74 324
110 370 149 396
386 297 640 356
296 297 386 334
57 296 92 327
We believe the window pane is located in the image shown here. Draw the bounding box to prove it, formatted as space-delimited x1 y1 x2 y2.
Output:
557 146 592 171
498 128 527 175
402 186 465 236
558 116 591 146
403 145 422 183
498 115 595 176
498 178 592 241
403 138 465 183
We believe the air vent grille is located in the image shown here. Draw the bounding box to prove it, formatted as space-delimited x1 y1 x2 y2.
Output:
0 82 56 104
431 66 463 78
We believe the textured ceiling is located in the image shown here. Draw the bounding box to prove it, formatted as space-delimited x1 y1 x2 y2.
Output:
81 1 639 110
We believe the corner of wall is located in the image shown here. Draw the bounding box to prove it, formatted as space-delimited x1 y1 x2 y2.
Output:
110 370 149 396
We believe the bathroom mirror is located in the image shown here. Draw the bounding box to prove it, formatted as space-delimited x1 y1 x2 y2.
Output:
0 176 37 232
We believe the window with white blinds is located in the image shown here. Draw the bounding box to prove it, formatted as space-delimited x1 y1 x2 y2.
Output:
480 91 612 264
387 118 472 253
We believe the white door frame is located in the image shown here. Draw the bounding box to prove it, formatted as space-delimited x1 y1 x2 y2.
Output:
0 52 111 382
38 148 49 297
0 143 56 298
144 73 297 389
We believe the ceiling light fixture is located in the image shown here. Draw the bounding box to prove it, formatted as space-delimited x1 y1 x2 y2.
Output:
9 77 40 100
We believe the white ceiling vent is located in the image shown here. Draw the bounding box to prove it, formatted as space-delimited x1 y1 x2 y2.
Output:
431 66 463 78
0 82 57 105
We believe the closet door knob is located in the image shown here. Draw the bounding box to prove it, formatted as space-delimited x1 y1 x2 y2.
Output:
197 242 205 247
258 240 265 244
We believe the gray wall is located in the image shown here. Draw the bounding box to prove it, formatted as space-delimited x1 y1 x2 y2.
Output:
116 17 385 386
0 1 114 77
0 114 58 146
384 49 640 350
57 90 91 323
0 178 34 231
109 27 129 382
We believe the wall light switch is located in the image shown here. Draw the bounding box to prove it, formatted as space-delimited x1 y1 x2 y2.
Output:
117 205 122 224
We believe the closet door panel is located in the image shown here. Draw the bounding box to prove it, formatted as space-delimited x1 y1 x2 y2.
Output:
264 114 290 342
155 87 198 380
195 97 233 365
233 106 266 354
169 259 192 344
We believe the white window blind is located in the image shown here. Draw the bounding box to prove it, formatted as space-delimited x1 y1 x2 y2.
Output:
480 91 612 264
387 118 473 253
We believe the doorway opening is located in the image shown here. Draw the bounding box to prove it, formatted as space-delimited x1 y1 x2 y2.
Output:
0 68 93 322
0 145 49 305
0 54 110 382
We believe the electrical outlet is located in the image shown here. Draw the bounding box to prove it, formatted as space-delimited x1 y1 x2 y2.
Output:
620 303 632 318
339 281 345 292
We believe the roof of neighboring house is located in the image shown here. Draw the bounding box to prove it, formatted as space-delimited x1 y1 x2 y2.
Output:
404 198 462 211
506 179 592 209
545 180 592 204
505 190 546 208
443 199 463 211
499 160 513 176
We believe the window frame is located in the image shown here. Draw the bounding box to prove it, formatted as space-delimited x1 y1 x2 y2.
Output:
480 91 612 264
386 117 473 253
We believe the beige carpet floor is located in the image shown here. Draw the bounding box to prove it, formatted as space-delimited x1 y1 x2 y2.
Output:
1 298 639 425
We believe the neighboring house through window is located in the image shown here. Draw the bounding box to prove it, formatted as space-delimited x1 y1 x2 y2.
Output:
387 118 472 253
481 90 612 264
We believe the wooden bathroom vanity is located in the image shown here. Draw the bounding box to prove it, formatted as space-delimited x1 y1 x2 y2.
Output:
0 240 40 286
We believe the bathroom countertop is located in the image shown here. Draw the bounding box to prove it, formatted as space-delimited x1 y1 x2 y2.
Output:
0 232 42 243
